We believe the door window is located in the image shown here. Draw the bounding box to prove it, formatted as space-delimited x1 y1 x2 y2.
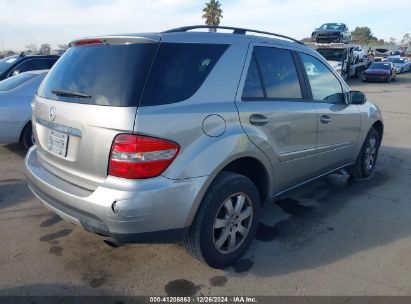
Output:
300 53 344 103
242 46 302 100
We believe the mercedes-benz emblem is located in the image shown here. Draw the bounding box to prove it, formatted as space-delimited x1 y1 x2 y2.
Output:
49 106 56 121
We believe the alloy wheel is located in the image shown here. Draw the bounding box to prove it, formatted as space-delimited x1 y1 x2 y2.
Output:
364 135 377 171
213 193 253 254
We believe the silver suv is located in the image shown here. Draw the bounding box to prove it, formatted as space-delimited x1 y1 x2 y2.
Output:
26 26 383 268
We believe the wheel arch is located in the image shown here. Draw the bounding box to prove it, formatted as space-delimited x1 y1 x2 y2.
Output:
185 153 274 227
372 120 384 146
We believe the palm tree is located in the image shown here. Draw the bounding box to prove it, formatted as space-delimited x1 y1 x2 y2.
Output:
202 0 223 32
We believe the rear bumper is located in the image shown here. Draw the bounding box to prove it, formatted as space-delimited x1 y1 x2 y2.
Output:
25 146 208 243
363 74 389 82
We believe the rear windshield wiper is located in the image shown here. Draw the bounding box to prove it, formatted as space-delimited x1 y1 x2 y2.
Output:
51 89 91 98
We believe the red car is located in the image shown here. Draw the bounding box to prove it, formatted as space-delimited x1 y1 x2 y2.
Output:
401 51 411 58
363 62 396 83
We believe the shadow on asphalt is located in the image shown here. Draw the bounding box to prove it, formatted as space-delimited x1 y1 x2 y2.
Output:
3 143 28 159
240 144 411 276
0 179 32 210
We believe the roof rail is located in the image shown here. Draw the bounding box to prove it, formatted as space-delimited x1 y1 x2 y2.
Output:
163 25 304 45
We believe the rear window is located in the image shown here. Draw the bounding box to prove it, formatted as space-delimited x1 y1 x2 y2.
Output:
369 63 391 70
140 43 229 106
0 73 36 91
37 43 158 106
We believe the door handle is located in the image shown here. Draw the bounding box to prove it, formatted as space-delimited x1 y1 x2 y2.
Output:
320 115 332 124
249 114 268 126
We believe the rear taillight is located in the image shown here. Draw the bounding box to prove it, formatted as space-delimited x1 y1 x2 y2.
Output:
108 134 179 179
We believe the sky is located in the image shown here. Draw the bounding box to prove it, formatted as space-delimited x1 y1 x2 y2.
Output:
0 0 410 51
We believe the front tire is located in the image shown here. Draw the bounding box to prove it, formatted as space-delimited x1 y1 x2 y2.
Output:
348 127 380 179
184 172 261 269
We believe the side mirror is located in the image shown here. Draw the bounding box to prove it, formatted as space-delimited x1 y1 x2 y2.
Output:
12 69 20 76
350 91 367 105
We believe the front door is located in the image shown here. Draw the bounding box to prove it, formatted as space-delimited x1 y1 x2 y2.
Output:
299 52 361 174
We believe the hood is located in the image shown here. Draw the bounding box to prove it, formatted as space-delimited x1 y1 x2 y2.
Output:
393 63 405 67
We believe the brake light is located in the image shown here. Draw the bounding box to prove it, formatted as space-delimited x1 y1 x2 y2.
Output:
74 39 103 46
108 134 179 179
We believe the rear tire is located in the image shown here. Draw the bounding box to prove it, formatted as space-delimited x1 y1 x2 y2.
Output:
347 127 380 179
184 172 261 269
20 123 34 150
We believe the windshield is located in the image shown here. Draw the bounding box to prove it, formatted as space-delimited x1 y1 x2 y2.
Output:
386 58 405 64
0 72 36 91
317 49 344 61
0 56 18 76
319 23 344 30
37 43 158 106
369 63 391 70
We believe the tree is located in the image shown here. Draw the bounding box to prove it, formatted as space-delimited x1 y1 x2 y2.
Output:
351 27 377 44
25 44 38 54
202 0 223 32
389 37 396 46
400 33 410 46
58 44 69 51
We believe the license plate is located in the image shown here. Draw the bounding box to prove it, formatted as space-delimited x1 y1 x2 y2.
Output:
48 130 68 157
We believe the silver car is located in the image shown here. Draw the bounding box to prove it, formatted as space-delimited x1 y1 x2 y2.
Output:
25 26 383 268
0 70 48 149
386 56 411 73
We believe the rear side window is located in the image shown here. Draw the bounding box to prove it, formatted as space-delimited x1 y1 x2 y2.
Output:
242 47 302 100
141 43 229 106
0 73 36 91
37 43 158 106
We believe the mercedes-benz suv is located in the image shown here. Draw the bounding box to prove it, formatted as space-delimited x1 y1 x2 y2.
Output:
25 25 383 268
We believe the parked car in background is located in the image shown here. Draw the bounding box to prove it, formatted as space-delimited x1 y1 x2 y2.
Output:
374 48 391 62
363 62 396 82
25 26 383 268
353 45 365 63
0 54 58 81
311 23 351 43
0 70 48 149
400 50 411 59
385 56 411 73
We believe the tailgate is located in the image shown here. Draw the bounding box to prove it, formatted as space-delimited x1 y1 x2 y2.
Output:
33 95 137 190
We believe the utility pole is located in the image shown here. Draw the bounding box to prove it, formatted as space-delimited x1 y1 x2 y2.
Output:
1 40 4 58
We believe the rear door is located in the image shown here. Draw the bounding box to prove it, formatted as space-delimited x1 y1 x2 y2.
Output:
32 37 159 190
235 43 318 191
298 52 361 173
